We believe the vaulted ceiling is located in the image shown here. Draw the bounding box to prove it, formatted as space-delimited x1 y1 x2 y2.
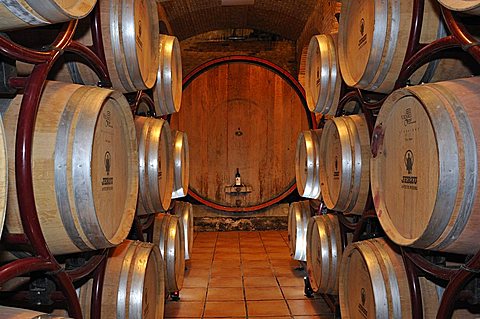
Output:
160 0 317 41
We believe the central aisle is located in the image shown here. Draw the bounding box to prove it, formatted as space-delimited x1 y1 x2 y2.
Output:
165 230 335 318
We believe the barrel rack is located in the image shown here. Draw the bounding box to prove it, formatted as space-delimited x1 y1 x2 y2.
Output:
0 3 116 318
310 1 480 318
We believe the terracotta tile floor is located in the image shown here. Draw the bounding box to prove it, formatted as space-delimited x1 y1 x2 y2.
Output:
165 231 336 319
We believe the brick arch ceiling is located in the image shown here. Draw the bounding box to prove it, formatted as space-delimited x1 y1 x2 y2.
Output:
160 0 316 41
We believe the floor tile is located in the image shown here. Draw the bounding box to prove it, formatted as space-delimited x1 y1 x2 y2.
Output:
244 276 278 287
211 266 242 277
164 301 204 318
287 299 332 316
280 286 310 300
242 267 274 277
247 300 291 317
183 276 209 288
188 259 213 269
277 276 305 287
242 260 271 269
204 301 246 317
178 287 207 302
242 253 269 261
209 276 243 287
244 286 284 300
184 268 210 278
206 287 244 301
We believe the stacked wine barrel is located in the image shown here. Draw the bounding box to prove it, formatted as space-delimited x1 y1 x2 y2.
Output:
298 0 480 317
0 0 190 317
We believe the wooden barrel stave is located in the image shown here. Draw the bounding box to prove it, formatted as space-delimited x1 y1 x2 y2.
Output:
135 115 174 214
0 305 71 318
0 0 95 31
79 240 165 319
153 35 183 116
153 213 185 293
295 129 322 200
305 33 341 115
0 81 138 255
319 114 370 214
288 201 311 261
306 214 343 294
174 201 194 260
371 77 480 255
171 130 189 199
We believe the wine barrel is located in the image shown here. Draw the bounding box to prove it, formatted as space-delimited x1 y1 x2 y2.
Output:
135 116 174 214
305 33 341 115
371 77 480 255
288 201 311 261
153 35 183 116
153 213 185 293
59 0 159 93
339 238 412 318
438 0 480 15
337 0 444 93
306 214 343 295
171 130 189 199
0 81 138 255
319 114 370 215
78 240 165 319
0 0 95 32
0 306 71 318
295 129 322 199
174 201 194 260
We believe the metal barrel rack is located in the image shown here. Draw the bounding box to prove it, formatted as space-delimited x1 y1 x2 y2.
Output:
310 1 480 318
0 3 113 318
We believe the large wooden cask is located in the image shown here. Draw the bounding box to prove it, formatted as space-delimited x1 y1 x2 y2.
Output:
58 0 159 93
339 238 412 318
135 116 174 215
305 33 341 115
0 306 71 318
295 129 322 199
288 201 311 261
153 35 183 116
171 130 189 199
174 201 194 260
78 240 165 319
438 0 480 15
0 0 95 31
371 77 480 255
170 60 310 209
337 0 444 93
153 213 185 293
0 81 138 255
306 214 343 295
319 114 370 215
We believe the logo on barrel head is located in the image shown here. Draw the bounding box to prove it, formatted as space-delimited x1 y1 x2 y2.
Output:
360 18 365 36
105 151 111 176
361 288 366 306
404 150 414 175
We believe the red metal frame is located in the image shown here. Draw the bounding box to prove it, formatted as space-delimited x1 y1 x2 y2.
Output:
182 55 315 212
0 4 113 317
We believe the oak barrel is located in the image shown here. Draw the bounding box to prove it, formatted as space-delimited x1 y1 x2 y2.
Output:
0 0 95 32
438 0 480 15
153 213 185 293
319 114 370 215
305 33 341 115
306 214 343 294
78 240 165 319
171 130 189 199
339 238 412 318
0 81 138 255
295 129 322 199
371 77 480 255
288 201 311 261
62 0 159 92
135 116 174 214
174 201 194 260
337 0 444 93
0 306 71 318
153 35 183 116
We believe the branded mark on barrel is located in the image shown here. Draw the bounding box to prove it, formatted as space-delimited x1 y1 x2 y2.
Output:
358 18 367 49
357 287 368 318
333 156 340 179
136 0 145 51
102 151 114 191
401 150 417 190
